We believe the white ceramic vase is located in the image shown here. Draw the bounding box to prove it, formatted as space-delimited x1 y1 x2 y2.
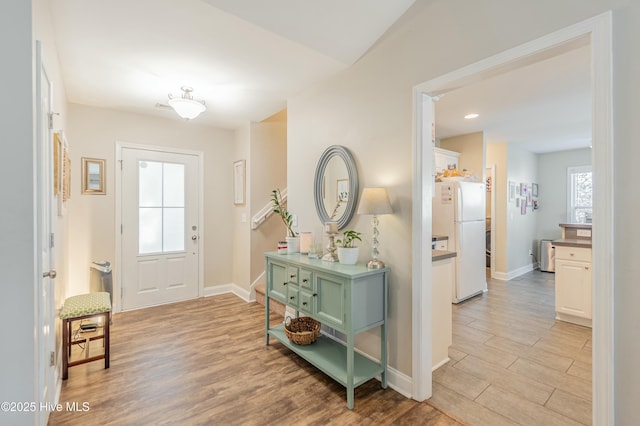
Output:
286 236 300 254
337 247 359 265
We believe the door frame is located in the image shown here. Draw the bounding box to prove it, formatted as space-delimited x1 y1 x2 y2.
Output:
115 142 205 313
411 12 613 425
35 40 57 425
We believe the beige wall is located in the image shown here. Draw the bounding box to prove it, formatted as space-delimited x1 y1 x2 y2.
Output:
66 104 236 299
287 0 636 389
231 123 251 292
440 132 486 181
249 110 287 284
487 143 508 275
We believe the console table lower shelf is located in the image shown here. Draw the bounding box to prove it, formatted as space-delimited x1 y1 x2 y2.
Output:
267 325 385 408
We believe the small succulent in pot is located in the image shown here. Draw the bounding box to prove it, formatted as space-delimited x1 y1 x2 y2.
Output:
336 230 362 248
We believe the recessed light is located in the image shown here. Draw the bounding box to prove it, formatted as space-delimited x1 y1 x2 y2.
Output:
464 113 479 119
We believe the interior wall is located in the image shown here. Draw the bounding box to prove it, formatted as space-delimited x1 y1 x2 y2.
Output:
288 1 628 381
536 148 592 241
231 123 251 292
0 1 37 420
440 131 486 180
506 144 538 273
66 104 235 299
486 143 508 275
249 110 287 285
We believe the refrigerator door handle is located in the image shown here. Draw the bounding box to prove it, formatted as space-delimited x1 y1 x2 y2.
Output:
458 225 463 254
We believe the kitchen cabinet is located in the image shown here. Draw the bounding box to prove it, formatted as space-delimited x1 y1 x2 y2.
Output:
434 147 460 175
554 245 592 327
432 255 454 369
264 252 388 409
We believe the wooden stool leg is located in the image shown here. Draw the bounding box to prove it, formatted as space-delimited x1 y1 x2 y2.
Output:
62 318 69 380
104 312 110 370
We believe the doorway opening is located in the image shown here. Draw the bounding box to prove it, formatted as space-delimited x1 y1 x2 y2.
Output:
411 12 613 425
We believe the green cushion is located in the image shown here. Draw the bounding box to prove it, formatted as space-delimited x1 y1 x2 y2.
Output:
60 292 111 319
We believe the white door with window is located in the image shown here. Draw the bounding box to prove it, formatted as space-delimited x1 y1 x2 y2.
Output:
121 147 200 310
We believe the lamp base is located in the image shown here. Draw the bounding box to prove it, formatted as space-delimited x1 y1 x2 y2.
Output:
367 259 386 269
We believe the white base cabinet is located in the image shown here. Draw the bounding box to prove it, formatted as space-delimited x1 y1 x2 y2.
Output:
554 246 592 327
432 257 453 370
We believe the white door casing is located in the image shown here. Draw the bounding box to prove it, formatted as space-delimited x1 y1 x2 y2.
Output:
120 146 201 311
36 41 57 425
412 12 613 425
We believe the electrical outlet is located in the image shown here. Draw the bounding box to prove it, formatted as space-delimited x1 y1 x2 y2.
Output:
292 214 298 227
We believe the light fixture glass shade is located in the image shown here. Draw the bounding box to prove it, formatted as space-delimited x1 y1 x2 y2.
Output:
168 98 206 120
168 86 206 120
357 187 393 215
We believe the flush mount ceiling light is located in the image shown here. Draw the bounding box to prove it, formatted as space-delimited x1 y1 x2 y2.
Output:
464 113 479 119
167 86 206 120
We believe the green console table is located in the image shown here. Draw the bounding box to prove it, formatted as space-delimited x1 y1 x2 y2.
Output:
264 252 388 409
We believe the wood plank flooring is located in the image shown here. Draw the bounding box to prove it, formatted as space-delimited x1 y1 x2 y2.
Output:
49 294 461 426
429 270 592 426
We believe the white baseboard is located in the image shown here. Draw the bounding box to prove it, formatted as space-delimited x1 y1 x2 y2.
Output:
386 366 413 399
492 262 538 281
203 283 251 302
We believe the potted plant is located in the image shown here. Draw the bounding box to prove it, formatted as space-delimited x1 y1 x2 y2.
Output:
336 230 362 265
271 189 299 253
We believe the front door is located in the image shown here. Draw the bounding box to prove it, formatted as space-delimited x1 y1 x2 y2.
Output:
121 147 200 310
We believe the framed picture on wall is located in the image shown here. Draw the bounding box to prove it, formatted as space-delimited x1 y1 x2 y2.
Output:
233 160 245 205
532 183 538 198
508 181 516 203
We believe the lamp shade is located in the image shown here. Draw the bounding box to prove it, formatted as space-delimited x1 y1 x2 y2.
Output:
357 187 392 215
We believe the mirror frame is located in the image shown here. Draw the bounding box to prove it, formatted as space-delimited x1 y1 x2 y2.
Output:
314 145 359 230
81 157 106 195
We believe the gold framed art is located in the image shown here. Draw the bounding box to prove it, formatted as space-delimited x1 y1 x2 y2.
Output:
81 157 106 195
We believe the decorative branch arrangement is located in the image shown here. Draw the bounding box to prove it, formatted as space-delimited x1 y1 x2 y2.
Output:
271 188 297 237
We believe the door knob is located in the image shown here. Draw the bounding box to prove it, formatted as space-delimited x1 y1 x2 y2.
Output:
43 269 57 279
192 235 198 240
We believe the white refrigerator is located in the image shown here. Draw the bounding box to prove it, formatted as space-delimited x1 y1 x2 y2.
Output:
433 181 487 303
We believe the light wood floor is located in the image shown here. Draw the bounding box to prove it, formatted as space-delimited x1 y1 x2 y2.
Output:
429 270 592 425
49 294 461 425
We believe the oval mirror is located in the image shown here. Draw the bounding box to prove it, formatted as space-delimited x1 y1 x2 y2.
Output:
314 145 359 230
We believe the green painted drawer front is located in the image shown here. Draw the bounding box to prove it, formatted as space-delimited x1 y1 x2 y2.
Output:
268 261 287 303
316 272 346 331
299 289 315 315
287 266 299 285
300 269 313 290
287 284 299 307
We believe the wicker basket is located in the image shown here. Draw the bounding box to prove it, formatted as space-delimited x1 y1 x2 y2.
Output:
284 316 320 345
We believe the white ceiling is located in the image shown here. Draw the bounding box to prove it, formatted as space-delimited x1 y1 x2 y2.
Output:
50 1 591 152
435 45 592 154
50 0 415 129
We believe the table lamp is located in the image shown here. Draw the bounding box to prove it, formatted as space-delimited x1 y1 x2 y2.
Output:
357 187 393 269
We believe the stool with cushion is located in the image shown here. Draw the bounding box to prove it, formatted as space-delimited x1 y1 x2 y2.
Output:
59 292 111 380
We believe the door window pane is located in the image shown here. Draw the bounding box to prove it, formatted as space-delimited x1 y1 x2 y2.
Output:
139 208 162 254
139 161 163 207
163 208 184 252
138 161 185 254
164 163 185 207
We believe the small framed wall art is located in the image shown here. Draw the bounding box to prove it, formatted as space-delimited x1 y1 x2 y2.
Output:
81 157 106 195
233 159 246 205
